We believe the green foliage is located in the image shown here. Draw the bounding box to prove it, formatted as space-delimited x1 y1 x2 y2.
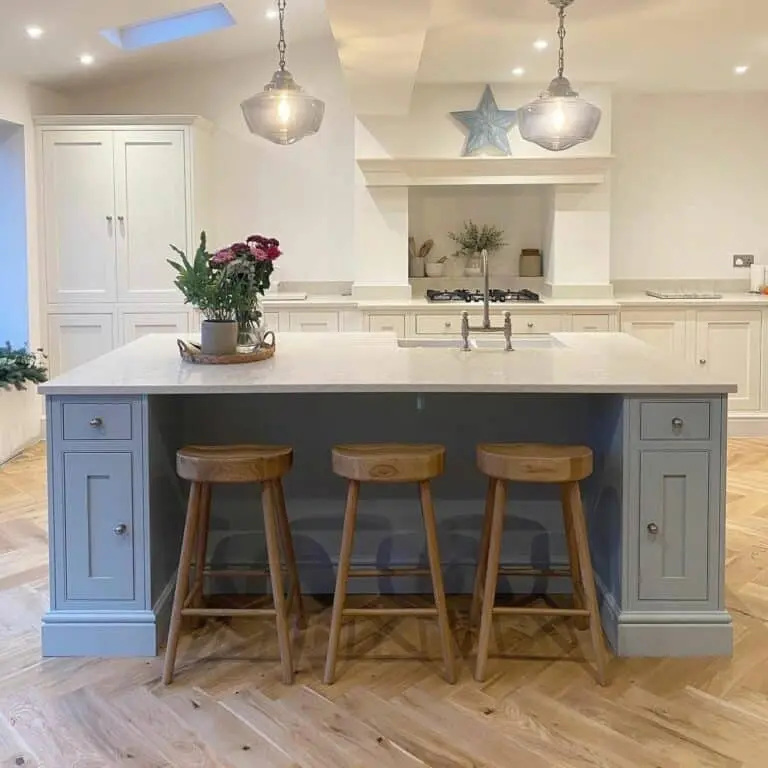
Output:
449 220 507 255
167 232 235 320
0 343 48 391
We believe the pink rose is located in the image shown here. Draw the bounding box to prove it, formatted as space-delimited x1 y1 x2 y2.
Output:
267 245 282 260
250 246 269 262
211 248 235 265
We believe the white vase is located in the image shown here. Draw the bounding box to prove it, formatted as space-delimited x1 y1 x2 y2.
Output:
425 262 445 278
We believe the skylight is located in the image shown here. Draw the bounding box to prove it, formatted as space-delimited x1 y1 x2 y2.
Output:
101 3 236 51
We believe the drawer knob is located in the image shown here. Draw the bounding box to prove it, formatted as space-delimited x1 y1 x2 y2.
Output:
444 322 452 329
647 522 659 534
699 359 707 365
527 322 534 329
671 417 684 430
89 417 103 428
113 524 128 536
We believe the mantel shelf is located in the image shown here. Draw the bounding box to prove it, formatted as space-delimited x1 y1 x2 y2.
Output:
357 156 613 187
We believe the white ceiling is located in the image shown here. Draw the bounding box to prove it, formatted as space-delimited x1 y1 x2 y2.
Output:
2 0 767 100
0 0 329 88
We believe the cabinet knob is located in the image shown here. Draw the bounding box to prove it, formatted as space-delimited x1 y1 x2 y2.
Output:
117 215 125 222
527 322 534 329
89 417 103 428
671 417 684 430
444 321 452 329
106 215 113 222
647 522 659 534
113 524 128 536
699 359 707 365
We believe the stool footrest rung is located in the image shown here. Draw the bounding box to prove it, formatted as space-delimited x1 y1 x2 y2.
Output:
342 607 438 617
203 568 284 578
492 606 591 617
497 567 572 578
181 607 278 618
347 568 433 579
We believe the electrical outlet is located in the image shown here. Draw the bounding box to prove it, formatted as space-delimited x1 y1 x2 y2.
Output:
733 254 755 268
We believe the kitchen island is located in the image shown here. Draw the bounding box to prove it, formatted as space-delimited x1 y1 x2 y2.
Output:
39 331 736 659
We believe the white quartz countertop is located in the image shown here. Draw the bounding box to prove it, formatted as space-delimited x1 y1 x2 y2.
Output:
40 332 737 396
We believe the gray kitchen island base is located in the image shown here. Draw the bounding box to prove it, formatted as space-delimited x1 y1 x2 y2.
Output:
42 390 732 659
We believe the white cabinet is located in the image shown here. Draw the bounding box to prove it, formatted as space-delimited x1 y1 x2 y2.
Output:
696 310 762 411
48 314 115 377
42 131 117 304
368 314 406 337
571 313 612 332
114 131 189 303
120 311 190 345
621 310 688 358
288 312 339 332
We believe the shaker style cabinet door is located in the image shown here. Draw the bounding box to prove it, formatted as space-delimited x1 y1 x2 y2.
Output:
695 311 762 411
62 452 136 602
47 314 115 377
113 131 189 303
620 311 688 359
42 131 118 304
638 451 710 601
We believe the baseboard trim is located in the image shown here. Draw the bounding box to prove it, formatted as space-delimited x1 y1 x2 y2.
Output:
41 610 159 657
727 412 768 437
615 611 733 657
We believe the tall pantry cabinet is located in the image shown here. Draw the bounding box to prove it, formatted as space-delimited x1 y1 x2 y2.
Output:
36 116 212 376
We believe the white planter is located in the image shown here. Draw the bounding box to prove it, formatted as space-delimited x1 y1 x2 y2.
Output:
0 387 42 464
425 262 446 278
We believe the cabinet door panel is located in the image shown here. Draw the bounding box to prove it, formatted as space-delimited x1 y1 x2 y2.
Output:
288 312 339 332
696 311 761 411
48 314 114 377
120 312 190 345
63 452 136 601
43 131 117 303
621 311 687 358
639 451 709 601
368 314 406 337
114 131 188 302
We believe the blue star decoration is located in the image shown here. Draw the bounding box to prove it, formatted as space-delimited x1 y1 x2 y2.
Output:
450 85 517 157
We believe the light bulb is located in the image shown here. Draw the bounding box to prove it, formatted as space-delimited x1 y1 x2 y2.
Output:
551 105 566 131
277 98 292 124
26 25 44 39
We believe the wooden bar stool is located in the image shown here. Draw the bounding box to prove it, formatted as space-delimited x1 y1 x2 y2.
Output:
324 444 456 685
162 444 303 685
471 443 609 685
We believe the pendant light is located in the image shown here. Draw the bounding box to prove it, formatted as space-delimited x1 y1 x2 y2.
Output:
518 0 601 152
241 0 325 145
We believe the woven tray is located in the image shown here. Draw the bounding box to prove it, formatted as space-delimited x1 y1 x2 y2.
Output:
177 332 275 365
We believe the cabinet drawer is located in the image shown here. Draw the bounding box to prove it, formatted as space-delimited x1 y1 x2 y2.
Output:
572 314 611 332
368 314 406 337
288 312 339 332
63 402 133 441
640 401 711 441
511 314 563 334
416 314 467 335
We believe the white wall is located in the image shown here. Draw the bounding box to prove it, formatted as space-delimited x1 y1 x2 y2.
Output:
611 92 768 280
63 37 356 284
409 186 548 277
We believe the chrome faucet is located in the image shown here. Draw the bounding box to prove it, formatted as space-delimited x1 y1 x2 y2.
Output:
461 250 514 352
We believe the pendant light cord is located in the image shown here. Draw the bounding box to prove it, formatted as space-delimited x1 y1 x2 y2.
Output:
557 3 567 79
277 0 287 71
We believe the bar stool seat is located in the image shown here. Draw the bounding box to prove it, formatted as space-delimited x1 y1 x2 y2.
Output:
472 442 609 685
163 444 302 686
324 443 456 685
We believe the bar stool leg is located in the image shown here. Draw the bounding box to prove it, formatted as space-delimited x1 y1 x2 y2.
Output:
190 482 212 628
419 480 457 684
562 481 609 686
324 479 360 685
560 483 588 631
163 481 203 685
470 477 496 629
274 479 305 629
475 478 506 682
262 481 294 685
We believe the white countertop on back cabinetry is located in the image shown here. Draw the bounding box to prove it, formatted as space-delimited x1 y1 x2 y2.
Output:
615 292 768 308
40 332 736 396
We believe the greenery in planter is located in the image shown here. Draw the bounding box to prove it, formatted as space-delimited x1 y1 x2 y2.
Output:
449 220 507 255
0 343 47 391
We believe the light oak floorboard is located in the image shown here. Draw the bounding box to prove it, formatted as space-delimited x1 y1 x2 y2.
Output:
1 440 768 765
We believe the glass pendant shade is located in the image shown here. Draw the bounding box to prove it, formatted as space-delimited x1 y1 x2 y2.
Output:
518 76 601 152
241 69 325 146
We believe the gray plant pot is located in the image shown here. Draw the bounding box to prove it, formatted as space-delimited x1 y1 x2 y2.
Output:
201 320 237 356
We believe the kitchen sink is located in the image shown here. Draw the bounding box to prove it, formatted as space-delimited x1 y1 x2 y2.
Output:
397 335 563 350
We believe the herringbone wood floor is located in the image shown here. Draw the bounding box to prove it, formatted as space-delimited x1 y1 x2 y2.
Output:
1 440 768 766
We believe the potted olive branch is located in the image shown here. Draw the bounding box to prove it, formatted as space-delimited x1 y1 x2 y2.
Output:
449 220 507 277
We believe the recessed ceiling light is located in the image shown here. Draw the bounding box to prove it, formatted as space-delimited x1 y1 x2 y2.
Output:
265 8 278 19
533 39 548 51
79 53 95 65
26 25 44 39
512 67 525 77
734 65 749 75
